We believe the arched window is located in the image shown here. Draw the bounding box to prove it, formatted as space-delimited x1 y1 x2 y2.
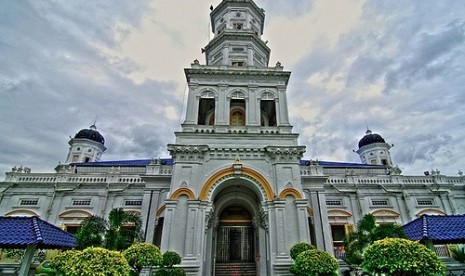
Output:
260 92 276 126
230 109 245 126
230 91 246 126
198 91 215 125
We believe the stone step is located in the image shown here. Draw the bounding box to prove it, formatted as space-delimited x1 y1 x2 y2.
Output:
215 263 256 276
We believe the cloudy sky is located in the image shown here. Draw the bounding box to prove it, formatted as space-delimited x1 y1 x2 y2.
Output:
1 0 464 177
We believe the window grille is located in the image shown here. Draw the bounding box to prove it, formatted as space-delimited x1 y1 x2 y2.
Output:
72 199 91 206
125 200 143 206
417 199 434 206
326 200 343 206
371 199 389 206
20 199 38 206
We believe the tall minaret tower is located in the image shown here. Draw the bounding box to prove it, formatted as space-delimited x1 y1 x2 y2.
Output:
163 1 309 275
65 124 106 163
181 0 293 135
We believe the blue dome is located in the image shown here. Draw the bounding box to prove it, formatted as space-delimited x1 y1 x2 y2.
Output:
74 125 105 145
358 130 385 149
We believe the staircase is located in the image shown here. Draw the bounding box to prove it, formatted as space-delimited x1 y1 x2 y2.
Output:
215 262 256 276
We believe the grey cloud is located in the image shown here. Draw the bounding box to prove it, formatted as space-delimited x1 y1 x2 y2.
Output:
384 22 465 93
394 132 453 164
260 0 314 18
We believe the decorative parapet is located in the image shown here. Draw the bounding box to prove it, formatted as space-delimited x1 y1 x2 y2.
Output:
265 146 305 163
167 144 209 163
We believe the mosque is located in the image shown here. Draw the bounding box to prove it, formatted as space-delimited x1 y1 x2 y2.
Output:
1 0 464 275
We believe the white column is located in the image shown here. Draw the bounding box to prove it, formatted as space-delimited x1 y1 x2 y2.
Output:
296 200 311 243
183 85 198 125
277 85 290 126
217 85 228 126
248 46 254 66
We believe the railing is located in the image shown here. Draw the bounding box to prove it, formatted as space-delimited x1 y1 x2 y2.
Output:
434 245 450 257
333 243 346 259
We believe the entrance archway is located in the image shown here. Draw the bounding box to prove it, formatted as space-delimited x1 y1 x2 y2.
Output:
209 179 266 276
216 206 254 263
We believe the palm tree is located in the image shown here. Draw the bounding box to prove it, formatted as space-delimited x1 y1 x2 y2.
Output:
344 214 405 267
105 208 143 251
75 215 107 249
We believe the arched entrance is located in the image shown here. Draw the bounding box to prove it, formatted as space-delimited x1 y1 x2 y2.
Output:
216 206 254 263
200 165 272 276
208 179 267 276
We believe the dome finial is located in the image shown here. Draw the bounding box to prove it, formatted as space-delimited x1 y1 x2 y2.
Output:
90 116 98 130
365 122 371 134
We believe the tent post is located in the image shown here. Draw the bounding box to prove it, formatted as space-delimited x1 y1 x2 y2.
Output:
18 245 37 276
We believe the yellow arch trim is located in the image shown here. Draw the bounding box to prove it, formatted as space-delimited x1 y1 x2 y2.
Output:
5 209 39 217
307 207 314 218
200 166 274 201
416 208 446 217
371 208 400 217
279 187 303 200
59 209 92 219
328 209 353 218
170 187 196 200
156 204 166 217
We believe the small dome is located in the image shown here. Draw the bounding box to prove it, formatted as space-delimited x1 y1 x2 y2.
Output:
74 124 105 145
358 129 385 149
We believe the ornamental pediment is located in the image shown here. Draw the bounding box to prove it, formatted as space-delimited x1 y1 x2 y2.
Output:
168 144 209 162
265 146 306 163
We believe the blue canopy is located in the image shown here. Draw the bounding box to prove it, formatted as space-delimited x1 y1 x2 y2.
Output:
0 216 76 249
403 214 465 244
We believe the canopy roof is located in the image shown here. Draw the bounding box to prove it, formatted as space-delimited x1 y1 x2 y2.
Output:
403 214 465 244
0 216 76 249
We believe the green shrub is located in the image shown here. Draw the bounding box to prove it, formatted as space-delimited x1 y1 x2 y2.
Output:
50 247 131 276
155 250 185 276
290 242 315 260
162 251 182 268
155 267 186 276
122 242 162 274
362 238 445 275
290 249 339 276
49 250 79 273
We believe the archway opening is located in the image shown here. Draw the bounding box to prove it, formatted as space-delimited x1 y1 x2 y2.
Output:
216 206 254 263
210 180 263 276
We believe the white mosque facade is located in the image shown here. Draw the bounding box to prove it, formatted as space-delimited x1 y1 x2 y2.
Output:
1 1 464 275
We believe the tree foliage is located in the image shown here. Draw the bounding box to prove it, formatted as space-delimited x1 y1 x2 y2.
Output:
155 251 185 276
50 247 131 276
361 238 445 276
122 242 163 274
290 242 315 260
162 251 182 268
75 215 107 249
105 208 143 251
290 249 339 276
450 245 465 264
344 214 406 266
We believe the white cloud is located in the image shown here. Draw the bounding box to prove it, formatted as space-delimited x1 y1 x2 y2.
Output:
1 0 464 177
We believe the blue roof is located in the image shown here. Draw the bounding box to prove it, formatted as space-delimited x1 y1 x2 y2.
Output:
76 159 380 168
299 159 385 169
403 214 465 244
0 216 76 249
73 158 173 167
